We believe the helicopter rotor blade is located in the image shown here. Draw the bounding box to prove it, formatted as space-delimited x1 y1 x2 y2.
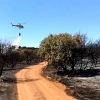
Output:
20 22 27 24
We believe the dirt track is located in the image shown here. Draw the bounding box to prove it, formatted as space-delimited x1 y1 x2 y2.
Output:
15 62 76 100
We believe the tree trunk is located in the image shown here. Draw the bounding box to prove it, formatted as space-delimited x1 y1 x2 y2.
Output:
0 66 4 76
71 62 75 72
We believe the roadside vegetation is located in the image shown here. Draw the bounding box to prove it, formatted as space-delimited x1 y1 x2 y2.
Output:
39 32 100 100
0 42 40 77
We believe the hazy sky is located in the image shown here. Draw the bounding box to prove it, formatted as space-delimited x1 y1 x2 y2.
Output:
0 0 100 47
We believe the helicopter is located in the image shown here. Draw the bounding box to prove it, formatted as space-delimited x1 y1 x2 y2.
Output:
11 22 26 29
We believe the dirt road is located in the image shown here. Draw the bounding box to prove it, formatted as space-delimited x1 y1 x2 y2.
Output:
15 62 76 100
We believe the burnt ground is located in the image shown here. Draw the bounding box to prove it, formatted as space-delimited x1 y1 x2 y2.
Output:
0 69 18 100
1 63 100 100
60 76 100 100
0 63 35 100
42 66 100 100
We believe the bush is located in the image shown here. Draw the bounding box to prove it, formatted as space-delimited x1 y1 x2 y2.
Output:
39 33 84 72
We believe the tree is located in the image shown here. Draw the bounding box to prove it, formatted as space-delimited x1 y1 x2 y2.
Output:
0 41 11 76
39 33 84 72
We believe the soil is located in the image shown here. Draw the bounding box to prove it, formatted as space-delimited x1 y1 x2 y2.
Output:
1 61 100 100
0 62 76 100
15 62 76 100
42 65 100 100
0 63 34 100
0 69 18 100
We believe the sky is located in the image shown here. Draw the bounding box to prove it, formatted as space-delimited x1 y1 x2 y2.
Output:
0 0 100 47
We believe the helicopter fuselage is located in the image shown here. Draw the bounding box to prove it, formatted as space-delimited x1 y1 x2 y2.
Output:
11 23 24 29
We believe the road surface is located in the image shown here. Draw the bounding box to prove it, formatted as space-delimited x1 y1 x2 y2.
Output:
15 62 76 100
